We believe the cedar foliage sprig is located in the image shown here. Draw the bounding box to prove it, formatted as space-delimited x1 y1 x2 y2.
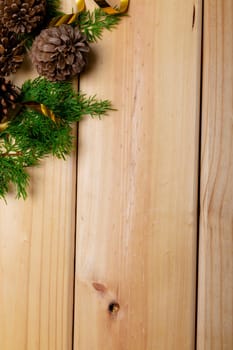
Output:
0 78 113 200
22 8 122 49
0 4 124 200
20 77 113 121
77 9 123 42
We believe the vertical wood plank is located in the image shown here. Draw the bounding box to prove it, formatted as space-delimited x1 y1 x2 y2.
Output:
0 1 77 349
197 1 233 348
74 0 202 349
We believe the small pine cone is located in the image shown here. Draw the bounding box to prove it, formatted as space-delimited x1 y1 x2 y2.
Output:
0 25 25 75
0 0 46 34
31 25 90 81
0 77 19 123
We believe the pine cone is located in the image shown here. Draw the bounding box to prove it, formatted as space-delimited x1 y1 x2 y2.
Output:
0 78 19 123
0 0 46 34
31 25 90 81
0 25 25 75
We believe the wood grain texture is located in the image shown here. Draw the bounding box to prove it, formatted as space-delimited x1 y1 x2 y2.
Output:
0 1 77 349
74 1 202 349
197 1 233 349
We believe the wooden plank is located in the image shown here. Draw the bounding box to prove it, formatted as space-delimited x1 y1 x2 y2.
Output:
74 0 202 349
197 1 233 348
0 1 77 349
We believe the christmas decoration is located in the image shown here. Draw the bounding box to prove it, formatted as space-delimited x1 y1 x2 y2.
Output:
31 25 89 81
0 0 46 34
0 0 129 200
0 25 25 76
0 77 19 123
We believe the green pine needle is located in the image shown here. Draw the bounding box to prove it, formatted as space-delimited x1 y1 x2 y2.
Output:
0 144 30 200
0 77 114 200
77 9 123 42
20 77 114 122
0 4 124 200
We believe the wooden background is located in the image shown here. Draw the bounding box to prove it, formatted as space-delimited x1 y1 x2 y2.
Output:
0 0 232 349
197 1 233 349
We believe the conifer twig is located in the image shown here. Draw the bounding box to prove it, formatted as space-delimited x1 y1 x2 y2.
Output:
77 9 123 42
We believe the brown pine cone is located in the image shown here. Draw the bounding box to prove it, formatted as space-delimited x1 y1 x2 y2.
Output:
0 77 19 123
31 25 90 81
0 0 46 34
0 25 25 76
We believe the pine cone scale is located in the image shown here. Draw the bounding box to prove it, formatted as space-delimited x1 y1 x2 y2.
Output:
47 37 61 46
43 44 57 53
0 25 25 75
31 25 90 81
0 0 46 34
0 78 19 123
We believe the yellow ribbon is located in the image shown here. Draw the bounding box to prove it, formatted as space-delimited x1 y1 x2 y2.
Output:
94 0 129 14
76 0 85 12
40 104 56 123
49 13 79 27
22 102 58 123
0 121 8 132
0 103 58 132
77 0 129 14
50 0 129 26
49 0 85 26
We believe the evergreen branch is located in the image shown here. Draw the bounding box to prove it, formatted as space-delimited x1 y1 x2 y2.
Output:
0 150 30 200
0 75 115 199
8 109 73 160
20 77 114 122
0 5 123 200
0 151 23 158
45 0 64 23
75 94 115 119
77 9 123 42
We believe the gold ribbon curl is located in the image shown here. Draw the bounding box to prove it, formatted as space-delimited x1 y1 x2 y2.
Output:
0 104 58 133
0 121 8 132
76 0 86 12
76 0 129 14
40 104 57 123
23 102 58 124
49 13 79 27
50 0 129 26
94 0 129 14
49 0 84 26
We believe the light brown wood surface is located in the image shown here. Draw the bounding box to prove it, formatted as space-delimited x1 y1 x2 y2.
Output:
2 1 232 349
0 1 77 349
74 1 202 349
197 1 233 349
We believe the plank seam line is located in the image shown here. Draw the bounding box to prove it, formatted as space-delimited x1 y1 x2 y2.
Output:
194 0 205 348
71 76 80 350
